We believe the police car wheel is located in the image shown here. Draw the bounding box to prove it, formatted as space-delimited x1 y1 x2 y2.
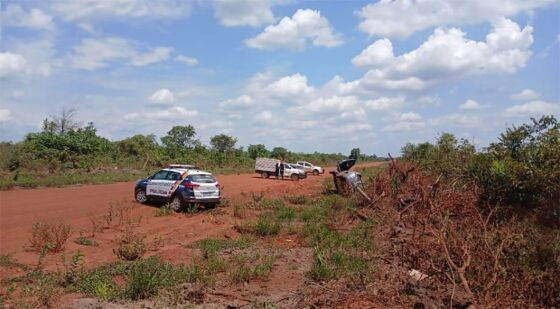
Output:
313 170 319 176
261 172 269 179
135 189 148 204
170 195 183 211
291 174 298 181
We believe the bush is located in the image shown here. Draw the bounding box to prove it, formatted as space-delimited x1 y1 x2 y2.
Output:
29 221 72 253
401 116 560 213
113 229 146 261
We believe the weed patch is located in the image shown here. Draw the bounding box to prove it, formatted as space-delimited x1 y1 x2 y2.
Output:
113 229 146 261
155 204 173 217
29 221 72 253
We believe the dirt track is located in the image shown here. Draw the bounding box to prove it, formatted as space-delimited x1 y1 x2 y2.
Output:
0 163 384 266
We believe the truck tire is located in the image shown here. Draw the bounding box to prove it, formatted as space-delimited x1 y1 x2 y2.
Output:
261 172 269 179
313 169 319 176
135 189 148 204
291 174 299 181
170 195 184 212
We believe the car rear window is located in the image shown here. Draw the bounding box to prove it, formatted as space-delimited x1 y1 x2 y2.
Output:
189 174 216 183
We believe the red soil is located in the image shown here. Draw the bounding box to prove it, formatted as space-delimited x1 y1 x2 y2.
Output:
0 163 384 270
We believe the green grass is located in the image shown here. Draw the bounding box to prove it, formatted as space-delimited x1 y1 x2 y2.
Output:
230 254 275 284
154 204 174 217
0 169 145 190
251 214 281 236
189 237 251 258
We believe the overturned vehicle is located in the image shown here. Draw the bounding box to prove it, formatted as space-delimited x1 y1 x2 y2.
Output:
330 159 371 201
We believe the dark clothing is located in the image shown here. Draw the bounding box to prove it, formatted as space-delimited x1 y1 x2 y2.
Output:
279 163 285 180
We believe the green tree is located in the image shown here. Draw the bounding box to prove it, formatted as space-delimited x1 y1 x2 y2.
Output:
350 148 360 160
247 144 269 159
271 147 288 160
160 125 199 149
210 134 237 153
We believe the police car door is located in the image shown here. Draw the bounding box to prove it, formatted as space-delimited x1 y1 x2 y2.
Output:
146 170 174 199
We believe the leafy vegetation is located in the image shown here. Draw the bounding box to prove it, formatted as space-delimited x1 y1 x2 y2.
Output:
401 115 559 216
29 221 72 253
0 109 381 189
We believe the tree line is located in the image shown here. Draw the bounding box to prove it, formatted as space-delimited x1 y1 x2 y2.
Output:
0 109 380 175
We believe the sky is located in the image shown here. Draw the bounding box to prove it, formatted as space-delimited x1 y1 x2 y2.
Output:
1 0 559 156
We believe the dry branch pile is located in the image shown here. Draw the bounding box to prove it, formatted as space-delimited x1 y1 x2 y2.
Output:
364 159 559 308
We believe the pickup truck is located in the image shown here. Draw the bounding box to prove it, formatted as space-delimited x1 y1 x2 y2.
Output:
296 161 324 176
255 158 307 181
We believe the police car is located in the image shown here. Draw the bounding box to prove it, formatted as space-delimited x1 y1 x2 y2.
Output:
134 166 221 211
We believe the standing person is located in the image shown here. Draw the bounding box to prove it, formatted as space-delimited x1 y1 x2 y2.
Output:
275 162 280 179
279 161 285 180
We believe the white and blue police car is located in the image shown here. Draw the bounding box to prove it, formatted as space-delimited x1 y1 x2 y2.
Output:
134 165 221 211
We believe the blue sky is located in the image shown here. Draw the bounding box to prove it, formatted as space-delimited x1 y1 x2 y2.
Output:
1 0 559 156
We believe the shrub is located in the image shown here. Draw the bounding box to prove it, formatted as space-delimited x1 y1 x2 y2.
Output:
29 221 72 253
113 229 146 261
74 236 98 247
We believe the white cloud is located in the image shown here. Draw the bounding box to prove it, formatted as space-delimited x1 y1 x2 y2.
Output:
352 39 393 67
383 121 426 132
124 106 198 121
511 88 540 100
357 0 554 38
0 52 27 78
245 9 342 50
365 96 405 111
460 99 482 110
264 73 315 100
353 18 533 92
130 47 173 66
211 0 279 27
53 0 191 22
0 109 12 122
219 95 254 110
148 89 175 105
70 37 172 70
1 4 55 31
429 114 482 128
175 55 198 66
399 112 422 121
505 100 560 117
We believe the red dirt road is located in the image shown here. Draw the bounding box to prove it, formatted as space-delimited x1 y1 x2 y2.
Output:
0 162 384 267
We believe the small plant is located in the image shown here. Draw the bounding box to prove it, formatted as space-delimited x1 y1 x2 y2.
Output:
113 229 146 261
74 236 99 247
29 221 72 253
191 238 250 258
150 235 164 251
155 204 174 217
62 250 84 285
89 215 104 236
250 192 265 203
285 195 308 205
276 206 296 222
74 231 98 247
251 214 281 236
233 203 245 218
230 254 274 283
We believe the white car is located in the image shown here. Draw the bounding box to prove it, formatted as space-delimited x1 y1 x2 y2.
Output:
296 161 324 176
134 167 220 211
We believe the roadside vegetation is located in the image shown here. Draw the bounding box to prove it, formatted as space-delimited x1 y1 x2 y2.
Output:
1 116 556 307
0 109 382 189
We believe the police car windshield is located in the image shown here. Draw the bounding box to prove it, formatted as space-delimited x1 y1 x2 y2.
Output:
189 174 216 183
